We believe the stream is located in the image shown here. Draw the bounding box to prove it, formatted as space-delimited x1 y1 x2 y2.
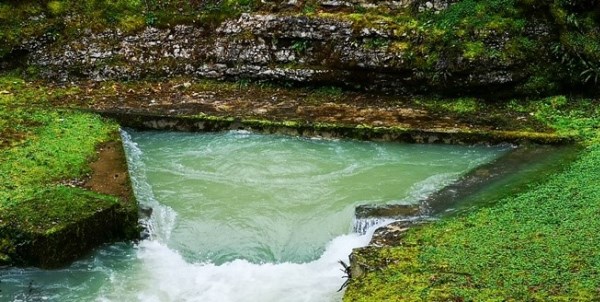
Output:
1 130 510 301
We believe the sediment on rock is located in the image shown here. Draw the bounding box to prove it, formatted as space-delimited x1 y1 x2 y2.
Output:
350 220 426 279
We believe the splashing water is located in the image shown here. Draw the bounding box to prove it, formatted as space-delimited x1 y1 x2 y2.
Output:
0 130 507 302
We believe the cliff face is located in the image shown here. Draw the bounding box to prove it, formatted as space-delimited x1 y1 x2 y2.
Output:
28 13 524 96
3 0 600 97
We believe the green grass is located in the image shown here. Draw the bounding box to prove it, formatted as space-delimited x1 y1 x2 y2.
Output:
0 109 119 207
0 75 120 222
345 98 600 301
0 74 132 266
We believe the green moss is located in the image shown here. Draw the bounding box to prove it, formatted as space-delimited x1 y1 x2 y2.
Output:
345 97 600 300
517 74 558 95
313 86 343 97
533 97 600 141
119 15 146 33
0 186 118 234
0 108 119 206
415 97 480 115
0 75 137 267
192 113 236 123
47 1 65 16
463 41 486 61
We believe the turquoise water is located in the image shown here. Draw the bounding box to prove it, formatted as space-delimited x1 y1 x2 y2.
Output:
0 130 507 302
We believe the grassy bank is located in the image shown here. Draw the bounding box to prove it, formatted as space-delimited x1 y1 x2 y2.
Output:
0 75 137 266
345 98 600 300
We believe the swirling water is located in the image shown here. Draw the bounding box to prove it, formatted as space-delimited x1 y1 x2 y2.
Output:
0 130 507 302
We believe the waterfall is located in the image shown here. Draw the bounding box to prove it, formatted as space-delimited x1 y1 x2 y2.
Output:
98 129 507 302
352 217 392 234
0 129 514 302
121 129 177 241
112 130 382 302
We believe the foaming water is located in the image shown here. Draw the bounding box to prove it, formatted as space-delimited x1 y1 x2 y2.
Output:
128 130 503 265
96 230 375 302
0 130 507 302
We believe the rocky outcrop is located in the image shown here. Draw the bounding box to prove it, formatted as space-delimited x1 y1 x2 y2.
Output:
97 111 572 145
349 220 426 279
28 9 544 96
316 0 457 13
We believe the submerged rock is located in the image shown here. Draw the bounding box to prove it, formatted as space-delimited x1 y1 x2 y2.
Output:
355 204 420 219
138 205 153 240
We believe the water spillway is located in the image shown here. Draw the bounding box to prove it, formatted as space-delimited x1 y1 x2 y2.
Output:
0 130 509 301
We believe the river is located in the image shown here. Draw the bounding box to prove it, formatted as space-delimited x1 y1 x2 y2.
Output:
1 130 508 301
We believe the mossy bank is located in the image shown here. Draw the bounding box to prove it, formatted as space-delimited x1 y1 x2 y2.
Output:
345 97 600 301
0 76 138 268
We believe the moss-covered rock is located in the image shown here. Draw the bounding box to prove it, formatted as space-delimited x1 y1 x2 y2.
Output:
0 77 139 267
0 133 139 268
0 186 137 268
2 0 598 97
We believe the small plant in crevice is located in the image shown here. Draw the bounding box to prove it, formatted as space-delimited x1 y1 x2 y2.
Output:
314 86 343 97
302 1 318 14
353 4 366 14
237 78 250 90
364 37 389 50
144 11 157 26
431 69 452 84
291 40 309 55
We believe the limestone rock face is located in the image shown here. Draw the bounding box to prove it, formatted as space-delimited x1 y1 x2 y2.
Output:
28 11 543 96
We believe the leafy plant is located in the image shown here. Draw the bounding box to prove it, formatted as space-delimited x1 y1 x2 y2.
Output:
291 40 309 54
580 58 600 84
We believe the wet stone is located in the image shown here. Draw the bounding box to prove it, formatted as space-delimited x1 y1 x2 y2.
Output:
369 220 427 246
355 203 420 219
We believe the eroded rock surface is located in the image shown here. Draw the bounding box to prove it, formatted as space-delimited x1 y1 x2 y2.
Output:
29 10 542 96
